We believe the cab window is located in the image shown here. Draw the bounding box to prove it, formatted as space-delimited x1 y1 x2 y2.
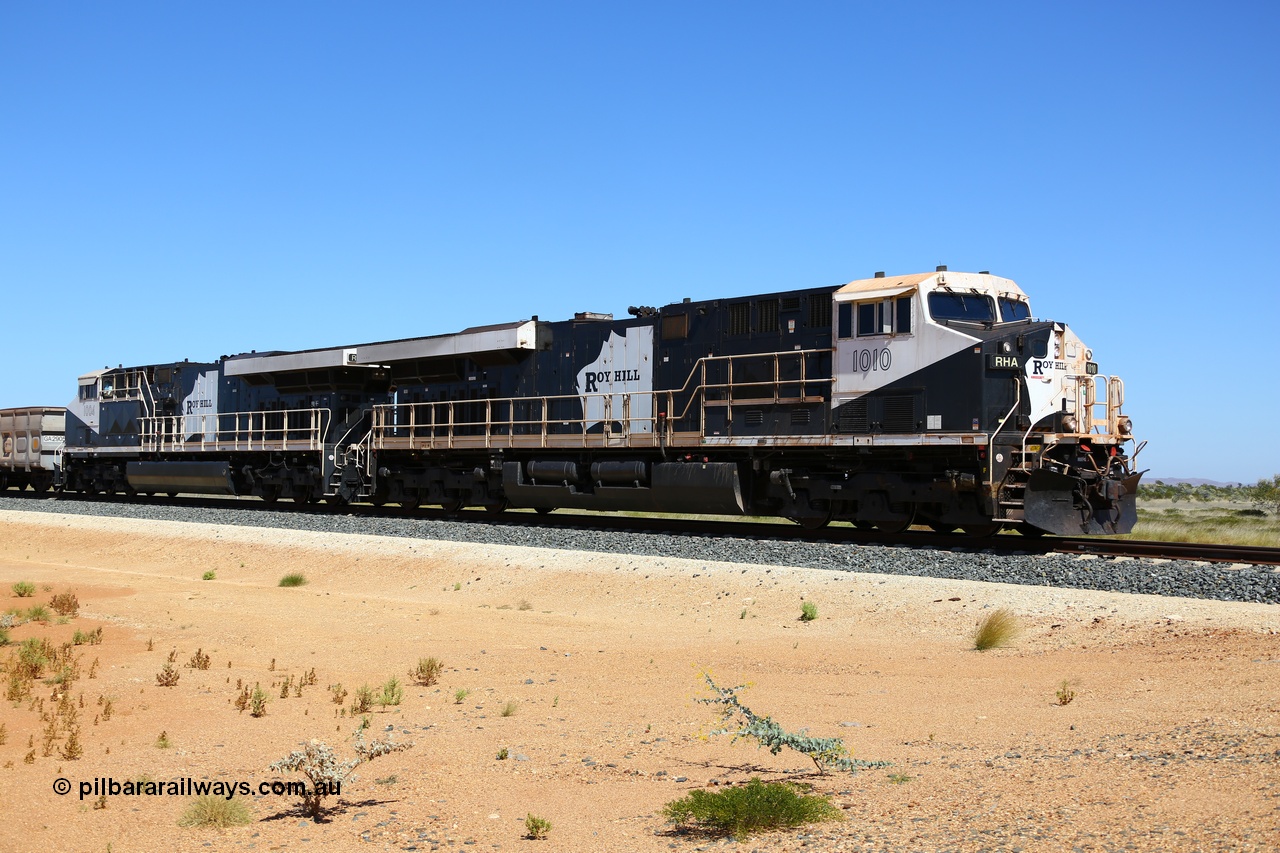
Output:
928 292 995 323
999 298 1030 322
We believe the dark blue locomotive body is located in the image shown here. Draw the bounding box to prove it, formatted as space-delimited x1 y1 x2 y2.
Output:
44 269 1142 536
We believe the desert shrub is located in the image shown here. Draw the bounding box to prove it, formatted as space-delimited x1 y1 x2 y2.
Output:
278 574 307 588
698 674 887 774
0 627 8 646
16 637 52 679
25 604 51 622
187 649 211 670
59 727 84 760
350 685 374 715
410 657 443 686
330 683 348 705
664 778 841 837
202 571 216 581
249 685 269 717
179 794 252 827
799 601 818 622
1056 680 1076 706
156 663 180 687
156 730 172 749
973 608 1019 651
517 599 533 611
454 688 469 704
525 813 552 839
501 700 518 717
50 592 79 617
11 581 35 598
378 677 403 708
496 747 509 760
270 728 411 819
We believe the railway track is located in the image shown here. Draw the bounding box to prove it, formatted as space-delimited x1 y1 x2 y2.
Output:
4 489 1279 568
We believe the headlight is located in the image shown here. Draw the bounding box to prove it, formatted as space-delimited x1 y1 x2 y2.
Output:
1117 416 1132 436
1061 415 1078 433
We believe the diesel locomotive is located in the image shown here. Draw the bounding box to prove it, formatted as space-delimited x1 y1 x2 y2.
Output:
1 268 1144 536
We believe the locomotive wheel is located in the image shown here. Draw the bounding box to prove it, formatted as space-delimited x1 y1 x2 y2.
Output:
1016 522 1047 538
534 506 555 515
927 522 957 534
292 487 316 504
872 504 916 534
484 500 508 515
260 485 280 505
961 522 1004 538
789 512 832 530
873 516 915 534
167 492 180 498
851 520 875 530
441 499 464 514
400 494 421 509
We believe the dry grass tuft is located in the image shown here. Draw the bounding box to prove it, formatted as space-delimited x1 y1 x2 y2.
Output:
973 608 1019 651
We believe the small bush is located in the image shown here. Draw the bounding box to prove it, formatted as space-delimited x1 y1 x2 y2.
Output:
799 601 818 622
410 657 443 687
179 794 252 827
350 685 374 715
278 573 308 588
11 581 35 598
249 685 269 717
50 592 79 617
496 747 509 760
156 730 173 749
378 677 403 708
156 663 180 687
270 728 411 819
25 604 51 623
663 778 841 838
202 571 216 581
525 813 552 839
330 683 348 705
188 649 211 670
501 700 518 717
1055 680 1076 706
0 627 8 646
59 727 84 760
698 674 887 774
517 599 533 611
973 608 1019 651
454 688 470 704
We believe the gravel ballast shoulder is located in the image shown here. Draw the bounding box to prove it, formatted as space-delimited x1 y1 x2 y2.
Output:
2 495 1277 604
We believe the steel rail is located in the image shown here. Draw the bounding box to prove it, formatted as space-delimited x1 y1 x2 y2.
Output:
4 488 1279 568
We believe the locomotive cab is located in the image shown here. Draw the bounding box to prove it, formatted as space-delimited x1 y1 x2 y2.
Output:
830 269 1141 535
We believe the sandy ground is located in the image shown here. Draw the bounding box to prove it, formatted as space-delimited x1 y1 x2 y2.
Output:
1 508 1278 853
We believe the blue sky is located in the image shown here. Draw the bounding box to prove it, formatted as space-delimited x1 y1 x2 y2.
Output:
2 2 1276 483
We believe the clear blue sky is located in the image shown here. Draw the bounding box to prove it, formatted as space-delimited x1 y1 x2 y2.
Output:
2 2 1276 483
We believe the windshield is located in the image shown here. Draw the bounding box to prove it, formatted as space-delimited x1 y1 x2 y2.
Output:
928 292 995 323
999 297 1030 322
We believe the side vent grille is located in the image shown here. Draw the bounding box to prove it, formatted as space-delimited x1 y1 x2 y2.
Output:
790 409 811 426
744 410 764 426
810 298 832 329
837 400 869 432
883 395 917 432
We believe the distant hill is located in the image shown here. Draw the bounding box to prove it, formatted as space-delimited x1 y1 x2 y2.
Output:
1146 477 1244 487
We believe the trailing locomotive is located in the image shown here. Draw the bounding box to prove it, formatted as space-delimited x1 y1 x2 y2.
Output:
3 268 1144 536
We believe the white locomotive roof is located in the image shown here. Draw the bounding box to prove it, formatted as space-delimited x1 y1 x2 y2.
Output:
835 271 1026 302
224 320 539 377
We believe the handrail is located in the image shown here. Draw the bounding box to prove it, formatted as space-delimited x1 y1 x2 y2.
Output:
138 407 331 453
369 348 833 451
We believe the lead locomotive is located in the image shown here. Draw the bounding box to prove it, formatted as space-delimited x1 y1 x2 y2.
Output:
20 268 1142 536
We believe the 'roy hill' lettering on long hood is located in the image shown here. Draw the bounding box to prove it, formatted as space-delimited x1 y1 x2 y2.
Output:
575 327 654 434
